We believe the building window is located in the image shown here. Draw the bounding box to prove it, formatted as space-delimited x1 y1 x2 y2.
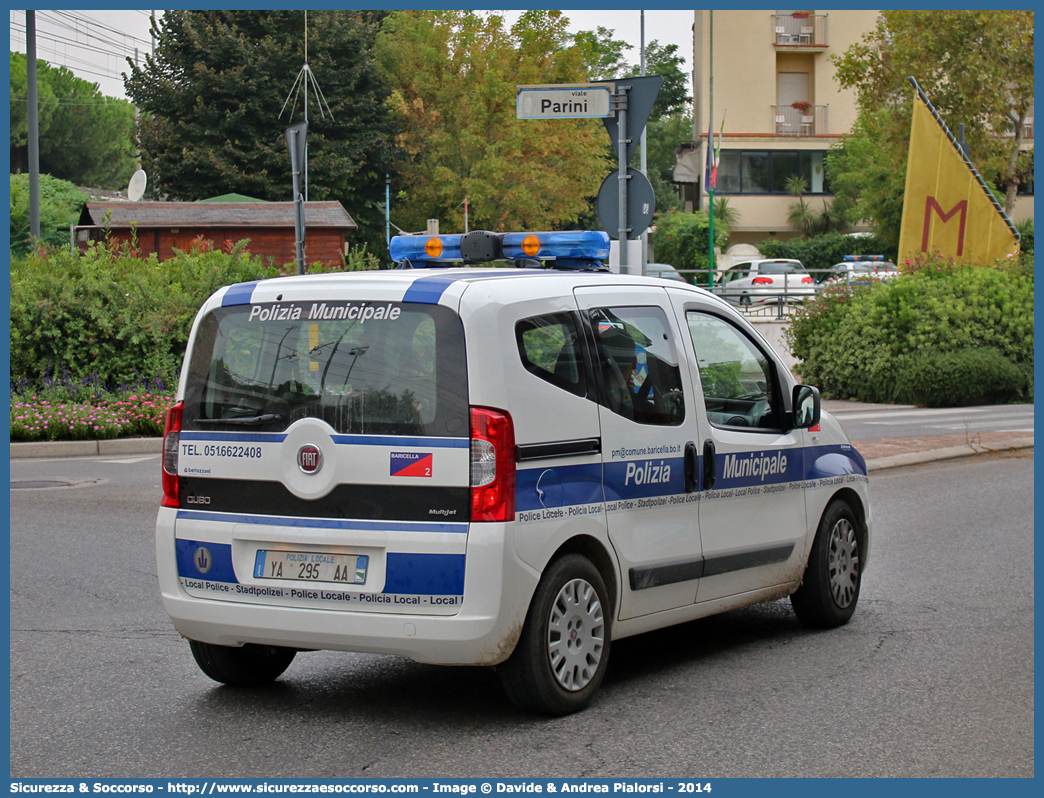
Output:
715 150 831 195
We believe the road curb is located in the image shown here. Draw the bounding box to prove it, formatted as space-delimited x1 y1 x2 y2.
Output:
9 437 162 459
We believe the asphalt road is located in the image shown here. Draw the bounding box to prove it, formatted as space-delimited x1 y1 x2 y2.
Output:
828 402 1033 442
9 449 1034 778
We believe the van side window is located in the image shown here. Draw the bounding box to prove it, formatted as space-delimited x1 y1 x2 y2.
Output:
685 312 778 430
515 313 587 398
590 306 685 426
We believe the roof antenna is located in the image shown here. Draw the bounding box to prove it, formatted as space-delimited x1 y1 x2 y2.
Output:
279 10 334 201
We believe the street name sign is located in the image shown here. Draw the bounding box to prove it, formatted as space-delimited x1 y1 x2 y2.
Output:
517 84 612 119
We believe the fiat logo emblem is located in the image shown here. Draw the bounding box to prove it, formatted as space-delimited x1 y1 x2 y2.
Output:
297 444 323 474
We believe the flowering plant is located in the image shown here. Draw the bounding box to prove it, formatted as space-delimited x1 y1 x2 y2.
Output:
792 101 813 115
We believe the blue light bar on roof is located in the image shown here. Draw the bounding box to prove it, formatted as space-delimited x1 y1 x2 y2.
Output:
843 254 885 261
501 230 610 261
390 230 611 264
389 235 463 264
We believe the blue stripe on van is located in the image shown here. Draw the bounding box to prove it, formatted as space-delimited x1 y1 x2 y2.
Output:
804 444 867 479
176 539 239 583
175 510 468 534
713 449 802 489
402 275 460 304
221 281 259 306
603 456 687 501
384 552 466 595
180 431 288 443
516 463 604 512
174 540 466 595
178 431 467 448
331 434 469 449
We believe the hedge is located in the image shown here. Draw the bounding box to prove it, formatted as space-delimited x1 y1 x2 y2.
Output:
785 255 1033 405
651 209 728 283
10 238 380 393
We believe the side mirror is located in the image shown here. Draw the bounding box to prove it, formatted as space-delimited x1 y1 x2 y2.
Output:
792 384 821 430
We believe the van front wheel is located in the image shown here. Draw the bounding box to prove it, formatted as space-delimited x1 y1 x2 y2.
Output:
498 554 611 716
189 640 296 686
791 500 862 628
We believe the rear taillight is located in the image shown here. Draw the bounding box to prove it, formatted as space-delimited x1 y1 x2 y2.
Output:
470 406 516 522
161 402 184 509
751 277 773 285
801 276 814 284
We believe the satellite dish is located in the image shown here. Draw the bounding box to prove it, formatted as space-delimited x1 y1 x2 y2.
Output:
128 169 147 202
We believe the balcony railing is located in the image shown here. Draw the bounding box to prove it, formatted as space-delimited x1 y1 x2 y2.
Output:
772 105 828 137
772 13 828 48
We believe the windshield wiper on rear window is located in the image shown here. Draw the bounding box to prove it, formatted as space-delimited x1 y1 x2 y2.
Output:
195 413 282 426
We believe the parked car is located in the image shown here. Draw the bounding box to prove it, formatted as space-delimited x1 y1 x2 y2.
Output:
715 258 816 306
643 262 686 282
822 256 899 285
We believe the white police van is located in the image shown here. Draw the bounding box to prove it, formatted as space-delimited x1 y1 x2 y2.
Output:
157 229 871 715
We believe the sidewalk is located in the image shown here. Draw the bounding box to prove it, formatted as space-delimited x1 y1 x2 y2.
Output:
822 399 1034 471
9 402 1033 469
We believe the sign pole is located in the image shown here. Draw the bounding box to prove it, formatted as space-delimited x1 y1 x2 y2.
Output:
26 11 40 241
617 85 629 273
285 122 308 275
640 11 648 275
517 77 661 269
708 11 715 285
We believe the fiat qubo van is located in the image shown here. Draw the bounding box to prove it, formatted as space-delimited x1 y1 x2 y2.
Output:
157 229 870 715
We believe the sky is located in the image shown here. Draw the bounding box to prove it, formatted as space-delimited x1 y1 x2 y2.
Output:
10 8 694 101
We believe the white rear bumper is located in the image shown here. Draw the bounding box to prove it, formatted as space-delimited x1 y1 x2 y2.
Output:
156 508 540 666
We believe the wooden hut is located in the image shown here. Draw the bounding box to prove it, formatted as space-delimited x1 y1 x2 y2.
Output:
76 201 357 266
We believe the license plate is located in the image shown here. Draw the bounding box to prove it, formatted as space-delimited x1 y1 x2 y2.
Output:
253 550 368 585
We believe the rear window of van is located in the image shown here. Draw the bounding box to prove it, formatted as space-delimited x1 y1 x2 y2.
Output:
181 301 469 438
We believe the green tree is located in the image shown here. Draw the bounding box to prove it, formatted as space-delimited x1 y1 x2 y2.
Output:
825 109 906 247
10 53 57 153
125 11 398 256
623 40 691 121
644 110 692 214
830 9 1033 236
10 53 136 188
570 26 632 81
620 40 693 216
651 209 726 281
375 10 611 233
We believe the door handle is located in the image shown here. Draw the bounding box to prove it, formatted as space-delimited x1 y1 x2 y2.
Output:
684 441 698 493
702 439 716 491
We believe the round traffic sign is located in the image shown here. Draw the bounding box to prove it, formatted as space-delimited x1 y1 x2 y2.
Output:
596 168 656 240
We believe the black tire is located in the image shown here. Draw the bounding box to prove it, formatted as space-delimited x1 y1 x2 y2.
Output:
189 640 296 687
498 554 611 716
791 499 862 628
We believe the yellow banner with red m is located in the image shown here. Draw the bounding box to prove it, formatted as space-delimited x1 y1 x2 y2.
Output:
898 84 1020 265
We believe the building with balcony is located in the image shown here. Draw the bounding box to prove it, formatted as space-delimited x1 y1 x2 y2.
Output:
673 9 879 247
673 9 1033 246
